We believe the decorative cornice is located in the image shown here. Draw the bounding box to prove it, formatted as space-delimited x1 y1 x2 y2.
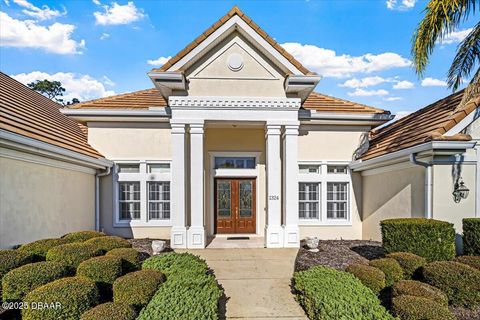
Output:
168 96 301 110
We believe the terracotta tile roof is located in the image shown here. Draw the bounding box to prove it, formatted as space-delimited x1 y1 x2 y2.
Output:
70 88 167 109
360 90 478 160
0 72 104 159
152 6 312 75
303 92 389 114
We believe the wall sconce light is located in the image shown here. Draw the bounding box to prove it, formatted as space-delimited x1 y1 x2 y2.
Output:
453 179 470 203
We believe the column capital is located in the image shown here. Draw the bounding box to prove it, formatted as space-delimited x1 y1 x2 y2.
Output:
170 123 186 134
283 124 300 136
189 122 205 134
265 124 282 136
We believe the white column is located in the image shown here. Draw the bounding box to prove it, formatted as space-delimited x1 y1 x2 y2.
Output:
283 124 300 247
265 124 284 248
187 122 206 248
170 123 187 248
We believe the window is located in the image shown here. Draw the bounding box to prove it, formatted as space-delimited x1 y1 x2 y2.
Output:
148 182 170 219
327 165 348 174
327 182 348 220
299 183 319 219
148 164 170 173
299 165 320 174
118 164 140 173
214 157 255 169
119 182 140 220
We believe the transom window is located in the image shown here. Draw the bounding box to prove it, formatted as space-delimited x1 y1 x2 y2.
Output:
327 165 348 174
299 165 320 174
214 157 255 169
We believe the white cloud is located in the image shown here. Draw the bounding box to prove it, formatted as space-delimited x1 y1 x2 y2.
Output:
421 77 447 87
147 56 171 66
348 88 389 97
440 28 473 45
92 0 101 5
281 43 411 78
13 0 66 21
340 76 393 88
100 32 110 40
4 0 10 6
102 75 115 87
0 12 85 54
393 80 414 89
94 2 144 26
12 71 116 101
384 96 403 101
387 0 417 11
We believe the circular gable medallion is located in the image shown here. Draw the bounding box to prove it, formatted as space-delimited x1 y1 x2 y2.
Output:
227 53 244 71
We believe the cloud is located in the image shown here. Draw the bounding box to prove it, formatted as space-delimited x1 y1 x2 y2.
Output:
100 32 110 40
12 0 66 21
0 12 85 54
386 0 416 11
348 89 389 97
92 0 101 5
340 76 393 88
281 43 410 78
421 77 447 87
440 28 473 45
94 1 145 26
384 96 403 101
393 80 414 89
12 71 116 101
147 56 171 66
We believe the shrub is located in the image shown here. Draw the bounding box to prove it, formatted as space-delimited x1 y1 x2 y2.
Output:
62 230 106 243
46 243 104 268
2 262 70 301
381 218 455 262
392 280 448 306
113 270 164 309
422 261 480 307
0 250 35 280
392 295 456 320
18 238 71 260
292 266 394 320
80 302 137 320
106 248 146 272
22 277 99 320
142 252 208 277
386 252 426 279
369 258 404 286
463 218 480 255
85 236 131 252
345 263 386 294
77 256 123 286
454 255 480 270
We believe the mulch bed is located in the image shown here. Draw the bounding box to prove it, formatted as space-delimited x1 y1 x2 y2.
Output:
128 238 172 256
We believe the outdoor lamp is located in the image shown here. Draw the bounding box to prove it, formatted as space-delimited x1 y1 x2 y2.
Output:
453 180 470 203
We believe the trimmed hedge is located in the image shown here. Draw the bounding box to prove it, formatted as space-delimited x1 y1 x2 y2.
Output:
0 250 36 301
18 238 71 260
80 302 137 320
113 270 165 309
292 266 394 320
345 263 386 294
454 255 480 270
22 277 99 320
369 258 404 286
392 280 448 306
106 248 146 272
77 256 123 286
62 230 106 243
392 295 456 320
463 218 480 255
85 236 131 252
142 252 208 277
381 218 455 262
386 252 426 279
2 261 70 302
46 243 104 268
422 261 480 307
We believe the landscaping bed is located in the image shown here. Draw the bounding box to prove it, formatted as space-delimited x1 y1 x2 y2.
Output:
128 238 171 256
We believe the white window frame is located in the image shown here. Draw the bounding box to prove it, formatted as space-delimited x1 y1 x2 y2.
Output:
113 160 172 227
298 161 352 226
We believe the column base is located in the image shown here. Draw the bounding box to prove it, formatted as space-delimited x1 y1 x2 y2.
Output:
283 225 300 248
170 226 187 249
265 225 284 248
187 226 206 249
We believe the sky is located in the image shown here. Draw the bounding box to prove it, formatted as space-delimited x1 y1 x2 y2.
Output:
0 0 478 118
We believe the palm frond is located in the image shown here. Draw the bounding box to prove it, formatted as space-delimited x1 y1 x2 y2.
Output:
459 66 480 107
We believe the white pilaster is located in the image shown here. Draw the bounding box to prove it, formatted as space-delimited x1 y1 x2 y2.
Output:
265 124 284 247
187 122 206 248
283 124 300 247
170 123 187 248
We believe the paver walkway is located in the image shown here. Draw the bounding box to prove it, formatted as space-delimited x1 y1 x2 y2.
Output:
181 248 307 320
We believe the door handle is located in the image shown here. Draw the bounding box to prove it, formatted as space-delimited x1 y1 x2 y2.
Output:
235 207 238 219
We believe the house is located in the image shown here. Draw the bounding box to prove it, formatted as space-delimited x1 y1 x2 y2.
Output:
1 6 478 249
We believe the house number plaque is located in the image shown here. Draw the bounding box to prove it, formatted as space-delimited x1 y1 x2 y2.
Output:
269 195 279 200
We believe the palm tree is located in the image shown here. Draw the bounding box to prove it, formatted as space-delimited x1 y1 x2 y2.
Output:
412 0 479 106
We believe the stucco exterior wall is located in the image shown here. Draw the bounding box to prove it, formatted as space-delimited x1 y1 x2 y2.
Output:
0 155 95 248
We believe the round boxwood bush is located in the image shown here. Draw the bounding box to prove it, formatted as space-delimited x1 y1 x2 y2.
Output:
463 218 480 255
2 261 70 302
106 248 147 272
77 256 123 286
62 230 106 243
392 280 448 306
113 270 164 309
392 295 456 320
292 266 394 320
46 243 104 268
0 249 35 279
85 236 131 252
423 261 480 307
454 255 480 270
18 238 71 260
369 258 404 286
22 277 99 320
80 302 137 320
345 263 386 294
386 252 426 279
142 252 208 277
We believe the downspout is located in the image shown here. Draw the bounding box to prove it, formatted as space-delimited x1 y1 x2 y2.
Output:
95 166 111 232
409 153 433 219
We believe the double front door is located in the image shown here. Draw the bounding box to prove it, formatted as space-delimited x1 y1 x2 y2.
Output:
215 178 256 234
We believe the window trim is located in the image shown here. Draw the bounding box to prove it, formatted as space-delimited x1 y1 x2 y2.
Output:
299 182 320 221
